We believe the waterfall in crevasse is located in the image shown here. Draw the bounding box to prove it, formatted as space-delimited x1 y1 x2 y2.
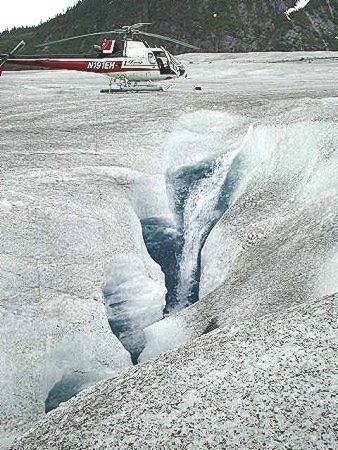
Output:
172 149 239 312
103 149 240 363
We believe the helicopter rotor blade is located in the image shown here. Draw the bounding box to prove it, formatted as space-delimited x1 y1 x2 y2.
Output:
36 30 124 48
121 23 152 30
130 23 152 29
35 24 199 50
139 31 200 50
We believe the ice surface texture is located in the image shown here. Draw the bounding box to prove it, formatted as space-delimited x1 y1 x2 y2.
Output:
12 295 338 450
1 51 337 447
140 108 338 362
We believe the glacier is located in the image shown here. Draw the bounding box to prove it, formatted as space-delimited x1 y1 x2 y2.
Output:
12 295 338 450
0 51 337 448
140 116 338 361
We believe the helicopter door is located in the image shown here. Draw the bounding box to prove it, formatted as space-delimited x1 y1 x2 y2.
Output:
153 51 172 74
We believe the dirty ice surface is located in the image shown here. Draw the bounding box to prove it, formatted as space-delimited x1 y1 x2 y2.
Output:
0 51 337 448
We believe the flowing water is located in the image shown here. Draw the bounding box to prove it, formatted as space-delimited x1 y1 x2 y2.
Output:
174 150 239 311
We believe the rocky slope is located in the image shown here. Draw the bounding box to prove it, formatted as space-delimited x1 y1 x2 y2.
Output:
0 0 336 55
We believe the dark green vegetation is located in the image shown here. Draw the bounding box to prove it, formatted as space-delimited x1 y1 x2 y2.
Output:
0 0 336 57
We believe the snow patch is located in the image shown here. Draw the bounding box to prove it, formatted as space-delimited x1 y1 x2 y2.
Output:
285 0 312 19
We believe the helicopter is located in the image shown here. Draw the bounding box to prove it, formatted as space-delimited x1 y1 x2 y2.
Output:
0 23 199 93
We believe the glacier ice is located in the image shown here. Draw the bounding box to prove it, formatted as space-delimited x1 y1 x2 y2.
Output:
138 314 188 363
12 294 338 450
141 108 338 361
0 164 169 441
103 253 166 363
1 51 337 447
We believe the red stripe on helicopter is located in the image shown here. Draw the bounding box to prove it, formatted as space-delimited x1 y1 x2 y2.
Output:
6 59 159 73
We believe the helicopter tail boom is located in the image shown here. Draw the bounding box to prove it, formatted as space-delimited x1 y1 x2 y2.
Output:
0 40 26 76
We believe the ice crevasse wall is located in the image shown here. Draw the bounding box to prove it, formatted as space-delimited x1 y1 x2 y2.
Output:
1 101 337 445
103 111 251 362
0 163 167 443
139 104 338 362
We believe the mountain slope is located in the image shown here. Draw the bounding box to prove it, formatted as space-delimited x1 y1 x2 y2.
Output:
0 0 336 55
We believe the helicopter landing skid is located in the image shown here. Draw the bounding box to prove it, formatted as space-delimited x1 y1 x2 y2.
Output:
101 79 169 94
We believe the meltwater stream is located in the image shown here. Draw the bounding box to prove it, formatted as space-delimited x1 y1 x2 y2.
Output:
103 150 240 365
171 150 239 313
45 151 240 411
141 150 240 319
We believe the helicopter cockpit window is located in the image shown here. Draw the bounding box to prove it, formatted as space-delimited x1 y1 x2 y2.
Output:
113 41 123 56
148 53 156 65
153 50 172 74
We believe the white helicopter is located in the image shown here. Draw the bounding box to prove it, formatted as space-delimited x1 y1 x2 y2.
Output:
0 23 199 92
